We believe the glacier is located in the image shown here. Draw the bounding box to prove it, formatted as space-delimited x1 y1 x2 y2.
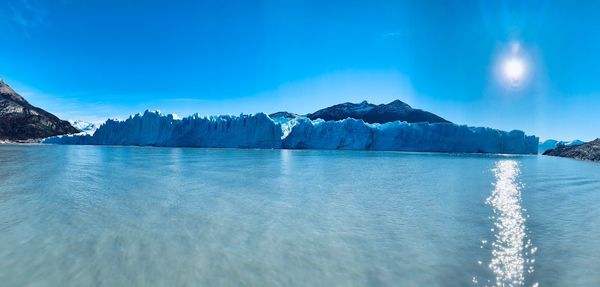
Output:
44 110 539 154
47 111 282 148
70 120 102 135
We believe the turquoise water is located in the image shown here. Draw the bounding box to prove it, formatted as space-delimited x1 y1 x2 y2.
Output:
1 145 599 286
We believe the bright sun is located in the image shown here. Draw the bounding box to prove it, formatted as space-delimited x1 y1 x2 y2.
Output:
503 58 525 83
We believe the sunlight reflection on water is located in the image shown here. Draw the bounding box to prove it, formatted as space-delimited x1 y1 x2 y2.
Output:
484 160 536 287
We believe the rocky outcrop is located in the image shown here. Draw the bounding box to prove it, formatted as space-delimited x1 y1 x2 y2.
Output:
0 80 79 141
538 139 584 153
543 139 600 161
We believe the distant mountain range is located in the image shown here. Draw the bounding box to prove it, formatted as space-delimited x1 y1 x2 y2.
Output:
538 139 585 153
544 139 600 161
0 80 78 142
269 100 450 124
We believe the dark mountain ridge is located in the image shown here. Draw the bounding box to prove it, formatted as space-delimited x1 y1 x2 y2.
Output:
268 111 300 119
304 99 450 124
0 79 79 141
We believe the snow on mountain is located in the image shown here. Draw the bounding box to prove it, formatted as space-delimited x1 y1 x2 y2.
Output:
45 110 538 154
538 139 584 153
268 111 300 119
70 120 102 135
307 101 376 122
363 100 450 124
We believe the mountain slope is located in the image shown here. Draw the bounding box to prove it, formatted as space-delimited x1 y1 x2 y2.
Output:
0 80 78 141
306 101 376 122
362 100 449 124
543 139 600 161
306 100 450 124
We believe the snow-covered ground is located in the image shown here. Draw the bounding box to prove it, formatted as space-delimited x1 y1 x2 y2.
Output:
45 111 539 154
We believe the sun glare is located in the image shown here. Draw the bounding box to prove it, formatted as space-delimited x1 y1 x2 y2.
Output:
504 58 525 84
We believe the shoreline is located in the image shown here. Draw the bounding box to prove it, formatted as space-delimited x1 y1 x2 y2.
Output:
0 139 43 145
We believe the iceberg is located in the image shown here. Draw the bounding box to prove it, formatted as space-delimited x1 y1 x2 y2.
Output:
44 110 538 154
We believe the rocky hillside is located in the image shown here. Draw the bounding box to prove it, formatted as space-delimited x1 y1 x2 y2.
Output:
0 80 79 141
305 100 450 124
538 139 584 153
543 139 600 161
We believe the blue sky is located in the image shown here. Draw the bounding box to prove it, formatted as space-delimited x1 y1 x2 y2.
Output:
1 0 600 141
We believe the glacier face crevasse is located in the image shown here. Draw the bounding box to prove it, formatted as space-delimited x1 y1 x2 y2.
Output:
44 110 539 154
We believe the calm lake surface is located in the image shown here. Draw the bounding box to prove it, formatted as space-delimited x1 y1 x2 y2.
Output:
1 145 599 286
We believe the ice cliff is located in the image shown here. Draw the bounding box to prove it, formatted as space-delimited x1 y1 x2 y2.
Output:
44 110 539 154
47 111 282 148
282 118 537 153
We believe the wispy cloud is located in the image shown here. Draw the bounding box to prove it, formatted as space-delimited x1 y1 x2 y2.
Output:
379 30 408 40
2 0 47 35
381 31 401 39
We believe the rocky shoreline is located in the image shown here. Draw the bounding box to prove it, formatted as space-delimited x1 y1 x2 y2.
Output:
543 139 600 161
0 139 42 144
